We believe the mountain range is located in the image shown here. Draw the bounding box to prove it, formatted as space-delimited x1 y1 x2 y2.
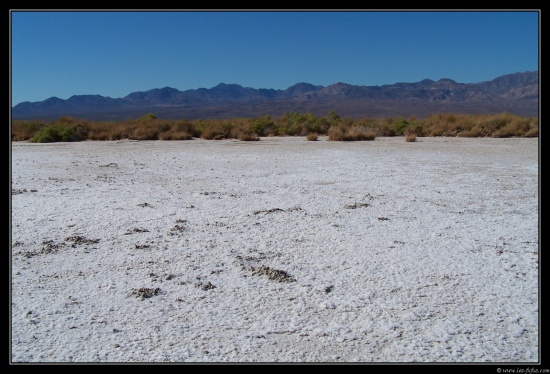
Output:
12 71 539 121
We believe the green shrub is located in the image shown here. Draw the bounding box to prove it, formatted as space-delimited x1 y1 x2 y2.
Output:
250 115 275 137
28 123 85 143
286 124 303 136
141 113 157 121
392 118 409 135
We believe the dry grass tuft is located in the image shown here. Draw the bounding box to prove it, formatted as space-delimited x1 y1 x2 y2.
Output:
328 125 376 141
237 132 260 141
405 134 417 142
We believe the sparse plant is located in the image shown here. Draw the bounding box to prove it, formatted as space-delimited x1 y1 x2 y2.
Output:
237 131 260 141
328 125 376 141
405 134 417 142
306 133 319 141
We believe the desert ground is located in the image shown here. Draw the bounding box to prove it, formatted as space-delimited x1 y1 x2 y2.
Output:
10 136 539 363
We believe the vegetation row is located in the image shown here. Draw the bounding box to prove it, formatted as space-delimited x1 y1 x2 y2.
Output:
11 111 538 143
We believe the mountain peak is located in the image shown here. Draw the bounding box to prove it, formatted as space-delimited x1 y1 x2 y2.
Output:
158 86 179 91
215 82 239 86
435 78 458 84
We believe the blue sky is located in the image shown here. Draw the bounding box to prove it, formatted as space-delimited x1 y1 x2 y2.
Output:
10 10 539 105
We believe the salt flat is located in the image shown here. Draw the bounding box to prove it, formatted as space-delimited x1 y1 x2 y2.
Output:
10 136 539 363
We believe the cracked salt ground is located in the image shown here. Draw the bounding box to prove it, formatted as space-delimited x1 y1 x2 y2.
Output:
11 136 538 362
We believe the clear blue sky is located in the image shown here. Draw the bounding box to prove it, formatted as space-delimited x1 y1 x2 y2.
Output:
10 10 539 105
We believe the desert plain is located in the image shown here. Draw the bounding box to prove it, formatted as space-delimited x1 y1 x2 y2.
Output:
10 136 539 363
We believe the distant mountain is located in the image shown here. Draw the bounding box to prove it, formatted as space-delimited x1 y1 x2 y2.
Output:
11 71 538 121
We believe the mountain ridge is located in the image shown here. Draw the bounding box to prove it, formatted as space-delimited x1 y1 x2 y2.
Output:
12 71 538 121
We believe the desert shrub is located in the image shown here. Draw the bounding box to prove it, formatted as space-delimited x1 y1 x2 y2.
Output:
156 121 172 133
250 115 275 137
174 120 200 138
11 120 45 141
271 127 282 136
416 112 539 137
77 125 89 140
249 121 264 136
383 116 394 126
281 112 324 136
128 123 159 140
328 125 376 141
525 128 539 137
525 120 539 137
298 115 331 135
201 126 225 140
492 118 531 138
231 121 260 141
84 121 128 140
201 120 236 139
237 132 260 141
223 120 240 138
109 123 130 140
405 124 424 137
460 125 485 138
405 134 417 142
327 125 346 141
485 113 511 129
284 111 306 126
349 128 376 141
26 117 90 143
444 113 457 123
159 131 193 140
354 118 377 128
427 122 449 137
141 113 157 121
376 124 396 137
302 112 326 134
317 118 331 134
286 124 304 136
230 119 263 139
392 118 409 135
29 124 79 143
28 126 60 143
306 133 319 141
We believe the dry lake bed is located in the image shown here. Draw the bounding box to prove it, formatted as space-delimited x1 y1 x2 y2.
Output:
10 136 539 363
